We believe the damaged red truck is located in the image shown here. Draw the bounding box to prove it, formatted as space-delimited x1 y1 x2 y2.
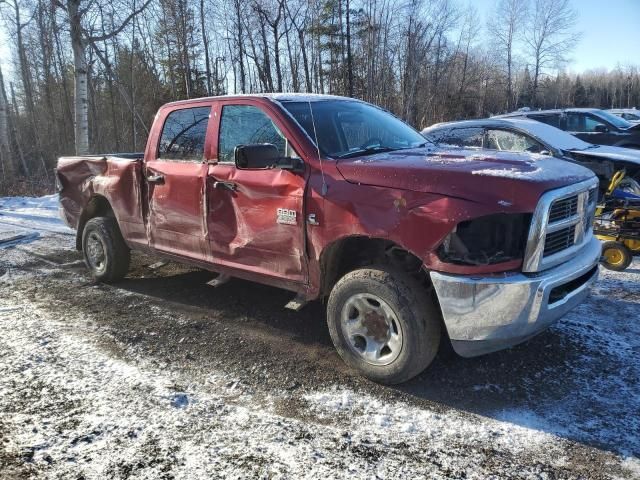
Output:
57 94 601 384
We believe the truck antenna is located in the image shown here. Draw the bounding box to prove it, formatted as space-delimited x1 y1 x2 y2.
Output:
308 100 328 196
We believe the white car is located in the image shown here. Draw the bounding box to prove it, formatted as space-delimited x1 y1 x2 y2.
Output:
422 117 640 189
607 108 640 125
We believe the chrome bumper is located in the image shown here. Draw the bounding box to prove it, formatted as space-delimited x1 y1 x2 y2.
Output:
430 236 601 357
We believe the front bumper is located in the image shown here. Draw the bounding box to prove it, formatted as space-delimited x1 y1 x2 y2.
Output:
430 236 601 357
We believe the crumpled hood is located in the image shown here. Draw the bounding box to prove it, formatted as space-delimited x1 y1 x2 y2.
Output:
570 144 640 165
335 146 595 210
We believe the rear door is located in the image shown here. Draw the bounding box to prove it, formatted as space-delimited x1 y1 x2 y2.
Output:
206 100 308 287
145 104 212 259
484 129 547 154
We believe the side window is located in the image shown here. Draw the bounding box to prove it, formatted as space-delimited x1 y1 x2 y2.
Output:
566 113 607 133
218 105 294 163
485 129 544 153
438 127 484 148
529 114 561 129
158 107 211 161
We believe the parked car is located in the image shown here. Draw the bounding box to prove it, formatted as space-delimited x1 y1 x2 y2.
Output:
422 117 640 187
495 108 640 149
57 94 600 384
607 108 640 125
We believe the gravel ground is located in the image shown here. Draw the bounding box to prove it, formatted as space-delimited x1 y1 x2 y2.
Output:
0 195 639 479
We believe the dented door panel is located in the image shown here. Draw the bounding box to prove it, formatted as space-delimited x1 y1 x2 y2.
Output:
145 160 210 260
206 162 307 284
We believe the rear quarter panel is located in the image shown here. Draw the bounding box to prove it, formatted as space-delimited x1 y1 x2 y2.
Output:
57 156 147 246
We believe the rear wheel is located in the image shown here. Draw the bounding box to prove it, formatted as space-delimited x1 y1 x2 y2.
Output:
82 217 130 282
601 241 632 271
327 265 441 384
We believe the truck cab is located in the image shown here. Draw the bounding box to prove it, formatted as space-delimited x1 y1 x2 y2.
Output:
57 94 601 384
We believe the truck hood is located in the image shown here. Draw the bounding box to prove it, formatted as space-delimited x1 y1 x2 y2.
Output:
335 146 595 209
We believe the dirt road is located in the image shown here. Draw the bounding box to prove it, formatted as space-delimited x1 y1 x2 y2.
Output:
1 196 639 479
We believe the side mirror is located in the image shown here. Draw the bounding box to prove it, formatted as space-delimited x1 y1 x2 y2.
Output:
539 150 551 156
594 124 609 133
235 143 280 169
234 143 304 172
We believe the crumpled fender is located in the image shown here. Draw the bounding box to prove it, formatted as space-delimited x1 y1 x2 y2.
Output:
57 156 145 248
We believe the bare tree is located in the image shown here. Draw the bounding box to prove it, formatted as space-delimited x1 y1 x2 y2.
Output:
486 0 528 111
524 0 580 106
58 0 152 154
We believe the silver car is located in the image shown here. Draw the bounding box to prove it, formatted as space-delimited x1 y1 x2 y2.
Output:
607 108 640 125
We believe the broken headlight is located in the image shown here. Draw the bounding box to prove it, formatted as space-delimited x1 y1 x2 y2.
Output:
437 213 531 266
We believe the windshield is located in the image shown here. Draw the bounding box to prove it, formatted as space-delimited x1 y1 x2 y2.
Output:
508 119 594 151
278 100 428 158
593 110 632 129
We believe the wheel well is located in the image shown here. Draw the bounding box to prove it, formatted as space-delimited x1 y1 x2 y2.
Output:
319 236 429 297
76 195 115 250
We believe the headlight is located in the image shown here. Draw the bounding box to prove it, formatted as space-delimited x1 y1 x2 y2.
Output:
437 213 531 266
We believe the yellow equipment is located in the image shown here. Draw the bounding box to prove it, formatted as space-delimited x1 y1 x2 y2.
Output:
593 170 640 271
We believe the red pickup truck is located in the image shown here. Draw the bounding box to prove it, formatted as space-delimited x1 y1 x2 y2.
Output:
57 94 601 384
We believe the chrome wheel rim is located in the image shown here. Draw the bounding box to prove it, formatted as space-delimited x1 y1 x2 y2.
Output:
340 293 403 366
86 232 107 274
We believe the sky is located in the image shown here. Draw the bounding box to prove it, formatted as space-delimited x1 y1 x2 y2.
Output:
471 0 639 72
0 0 638 80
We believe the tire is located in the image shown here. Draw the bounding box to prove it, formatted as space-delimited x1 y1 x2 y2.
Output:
601 241 632 272
327 265 441 384
82 216 131 282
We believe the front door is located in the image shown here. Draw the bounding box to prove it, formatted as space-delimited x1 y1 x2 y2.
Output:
206 101 308 286
565 112 613 145
145 105 211 259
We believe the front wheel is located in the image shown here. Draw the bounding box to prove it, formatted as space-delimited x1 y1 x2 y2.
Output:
601 241 632 271
327 265 441 384
82 216 131 282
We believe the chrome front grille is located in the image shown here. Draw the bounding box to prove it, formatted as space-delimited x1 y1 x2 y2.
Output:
548 196 578 223
523 177 599 273
543 225 576 256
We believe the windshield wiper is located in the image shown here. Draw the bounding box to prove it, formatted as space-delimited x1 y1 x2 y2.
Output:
337 146 397 159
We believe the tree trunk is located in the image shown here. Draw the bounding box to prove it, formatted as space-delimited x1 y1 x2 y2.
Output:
298 27 311 92
68 0 90 154
235 0 246 92
9 83 29 176
346 0 353 97
0 65 15 180
200 0 212 95
14 0 49 176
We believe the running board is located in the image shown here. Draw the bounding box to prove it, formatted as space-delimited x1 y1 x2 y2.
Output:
206 273 231 288
284 294 308 311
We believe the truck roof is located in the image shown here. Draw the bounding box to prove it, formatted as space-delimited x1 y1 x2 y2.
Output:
495 108 602 118
162 93 362 108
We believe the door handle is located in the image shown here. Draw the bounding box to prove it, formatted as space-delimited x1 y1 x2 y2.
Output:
146 173 164 184
213 180 237 191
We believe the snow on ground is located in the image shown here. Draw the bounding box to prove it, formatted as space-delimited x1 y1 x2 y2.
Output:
1 195 639 478
0 294 581 479
0 194 73 247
